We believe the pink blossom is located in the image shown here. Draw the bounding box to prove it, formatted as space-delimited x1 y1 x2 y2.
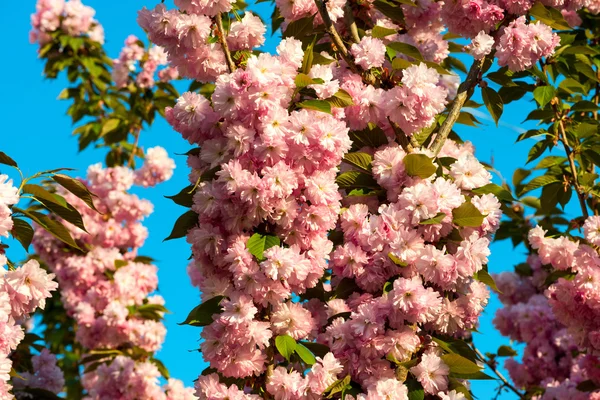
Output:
410 353 450 394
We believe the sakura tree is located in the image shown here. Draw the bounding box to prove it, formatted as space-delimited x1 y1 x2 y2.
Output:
0 0 598 398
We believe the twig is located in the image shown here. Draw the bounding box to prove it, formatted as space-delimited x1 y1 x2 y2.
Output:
555 115 589 218
474 348 525 399
128 128 141 168
429 56 486 155
344 3 360 44
314 0 359 74
215 13 236 73
388 118 414 153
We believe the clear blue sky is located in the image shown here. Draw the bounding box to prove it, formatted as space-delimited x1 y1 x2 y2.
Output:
0 1 552 398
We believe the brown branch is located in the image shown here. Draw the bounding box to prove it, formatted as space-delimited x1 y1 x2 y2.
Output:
314 0 359 74
388 118 414 153
128 127 141 168
344 3 360 44
556 115 589 218
429 56 486 155
474 348 526 399
215 14 236 73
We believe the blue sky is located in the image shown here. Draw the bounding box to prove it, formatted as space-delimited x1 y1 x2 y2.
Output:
0 1 554 398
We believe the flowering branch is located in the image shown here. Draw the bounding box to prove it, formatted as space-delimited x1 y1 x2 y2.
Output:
388 118 415 153
430 56 486 155
215 13 237 72
474 348 526 399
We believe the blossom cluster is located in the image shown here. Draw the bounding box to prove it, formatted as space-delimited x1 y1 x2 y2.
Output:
31 148 194 399
0 175 62 399
492 217 600 398
143 0 508 394
30 0 104 47
112 34 179 89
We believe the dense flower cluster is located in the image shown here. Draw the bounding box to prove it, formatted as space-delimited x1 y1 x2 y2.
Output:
31 148 193 399
12 349 65 395
0 175 61 399
142 0 508 394
493 218 600 398
112 34 178 89
30 0 104 46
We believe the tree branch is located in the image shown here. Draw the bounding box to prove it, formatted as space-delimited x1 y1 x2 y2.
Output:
474 348 525 399
215 14 236 73
388 118 414 153
429 56 487 155
556 115 589 218
344 3 360 44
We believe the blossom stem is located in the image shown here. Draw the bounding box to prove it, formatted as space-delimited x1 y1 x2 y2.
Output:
388 118 414 153
128 127 141 168
344 3 360 44
215 13 236 72
474 348 525 399
430 56 487 156
556 115 589 218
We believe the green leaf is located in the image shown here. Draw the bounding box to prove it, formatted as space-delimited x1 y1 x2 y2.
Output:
326 89 354 108
544 269 576 286
0 152 18 168
388 253 407 266
301 36 316 74
179 296 224 326
349 125 389 149
371 25 397 38
334 278 360 299
150 358 170 379
298 341 330 358
471 183 515 202
532 86 555 109
571 100 600 112
533 156 567 170
403 154 436 179
387 42 424 61
526 141 550 164
529 2 571 30
294 73 323 88
165 185 196 208
336 171 379 189
18 389 62 400
497 345 518 357
406 378 425 400
481 87 503 126
298 100 332 114
392 58 414 70
51 174 99 212
343 152 373 173
11 218 34 251
100 118 121 136
324 375 351 398
164 210 198 241
373 0 405 22
246 233 281 261
15 207 81 250
451 371 496 380
441 353 483 375
312 52 335 65
275 334 297 361
474 269 500 292
419 212 446 225
22 184 87 232
283 15 315 38
452 202 485 227
519 175 561 196
295 343 317 365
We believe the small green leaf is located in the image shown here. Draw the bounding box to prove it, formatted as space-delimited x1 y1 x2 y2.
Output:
419 212 446 225
343 152 373 173
0 152 18 168
294 73 323 88
298 100 332 114
246 233 280 261
326 89 354 108
533 86 555 109
298 341 330 358
474 269 500 292
51 174 99 212
519 175 561 196
471 183 515 202
100 118 121 136
282 15 315 39
165 185 196 208
441 353 483 375
392 58 414 70
324 375 351 398
179 296 224 326
481 87 503 126
452 202 485 227
275 334 297 361
388 253 407 266
336 171 379 189
164 210 198 241
387 42 424 61
11 218 34 251
15 207 82 250
497 345 518 357
403 154 436 179
295 343 317 365
371 26 397 38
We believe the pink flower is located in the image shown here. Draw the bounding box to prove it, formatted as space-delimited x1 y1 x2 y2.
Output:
465 31 494 59
271 302 316 340
410 353 449 394
350 37 386 69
